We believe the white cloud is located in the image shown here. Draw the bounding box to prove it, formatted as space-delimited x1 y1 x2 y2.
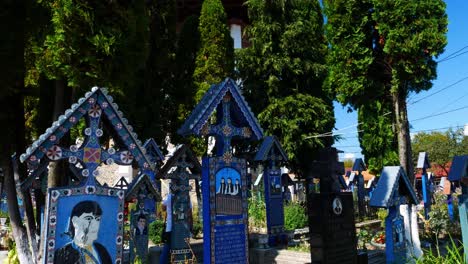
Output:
344 153 355 160
464 124 468 136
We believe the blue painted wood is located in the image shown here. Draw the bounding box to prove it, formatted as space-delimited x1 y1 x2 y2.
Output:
421 173 431 219
369 166 418 208
202 157 211 264
202 157 249 264
447 155 468 182
385 206 406 263
264 168 285 246
459 194 468 264
20 87 155 186
159 146 200 263
178 78 263 141
352 158 366 172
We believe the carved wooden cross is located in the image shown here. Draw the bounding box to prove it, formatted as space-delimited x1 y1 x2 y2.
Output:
202 93 252 159
44 103 135 185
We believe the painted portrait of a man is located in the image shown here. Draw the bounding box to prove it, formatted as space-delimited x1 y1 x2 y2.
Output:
54 200 112 264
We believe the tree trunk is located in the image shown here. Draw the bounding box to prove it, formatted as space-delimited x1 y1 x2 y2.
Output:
392 89 414 183
1 155 34 264
13 91 39 259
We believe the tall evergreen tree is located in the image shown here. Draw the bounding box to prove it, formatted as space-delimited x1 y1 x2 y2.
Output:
132 0 177 148
357 100 399 175
193 0 234 102
324 0 448 181
237 0 334 175
172 15 200 141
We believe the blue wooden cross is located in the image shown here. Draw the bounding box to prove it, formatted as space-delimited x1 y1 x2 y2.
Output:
417 152 431 219
202 93 252 157
159 146 201 263
352 158 366 218
44 103 136 186
448 155 468 263
254 136 288 246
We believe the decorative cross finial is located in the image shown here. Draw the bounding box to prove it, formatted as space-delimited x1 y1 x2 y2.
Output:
44 101 135 186
201 93 252 160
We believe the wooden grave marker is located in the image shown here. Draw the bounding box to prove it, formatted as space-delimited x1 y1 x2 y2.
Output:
158 144 201 263
448 155 468 263
178 78 263 264
369 166 419 263
20 87 155 264
254 136 288 246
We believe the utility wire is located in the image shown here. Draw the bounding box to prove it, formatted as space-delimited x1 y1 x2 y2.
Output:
437 45 468 63
410 105 468 122
408 76 468 105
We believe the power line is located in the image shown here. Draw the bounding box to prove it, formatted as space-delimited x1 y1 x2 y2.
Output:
408 75 468 105
438 50 468 63
411 105 468 122
437 45 468 63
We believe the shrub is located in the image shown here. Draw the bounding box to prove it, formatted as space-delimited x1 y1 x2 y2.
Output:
192 206 202 238
415 238 465 263
148 219 165 244
248 195 266 229
284 202 308 230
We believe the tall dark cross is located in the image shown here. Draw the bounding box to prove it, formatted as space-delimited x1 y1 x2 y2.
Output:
164 152 199 263
202 93 252 158
43 103 135 186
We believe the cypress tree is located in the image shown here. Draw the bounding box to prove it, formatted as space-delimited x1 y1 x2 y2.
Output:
193 0 234 102
237 0 334 175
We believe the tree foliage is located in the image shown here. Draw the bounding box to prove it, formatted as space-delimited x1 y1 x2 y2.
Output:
193 0 234 102
324 0 448 179
237 0 334 174
358 100 399 175
412 128 467 174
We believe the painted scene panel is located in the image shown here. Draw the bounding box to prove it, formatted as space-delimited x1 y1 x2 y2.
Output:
45 187 124 264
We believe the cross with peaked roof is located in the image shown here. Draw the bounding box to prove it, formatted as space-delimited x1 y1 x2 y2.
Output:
417 152 430 170
203 93 254 156
352 158 366 172
254 136 288 169
159 145 201 182
20 87 154 186
370 166 419 208
143 138 165 166
178 78 263 159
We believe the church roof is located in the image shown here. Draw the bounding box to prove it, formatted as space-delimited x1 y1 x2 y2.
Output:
19 87 154 171
369 166 419 208
448 155 468 182
416 152 430 169
254 136 288 162
158 144 201 179
177 78 263 140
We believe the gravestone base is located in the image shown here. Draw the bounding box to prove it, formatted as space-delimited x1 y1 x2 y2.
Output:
308 192 357 264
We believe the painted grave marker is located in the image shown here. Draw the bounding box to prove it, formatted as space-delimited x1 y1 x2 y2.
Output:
126 174 160 263
448 155 468 263
178 78 263 264
254 136 288 246
158 144 201 263
352 158 366 218
417 152 431 219
369 166 419 264
19 87 155 264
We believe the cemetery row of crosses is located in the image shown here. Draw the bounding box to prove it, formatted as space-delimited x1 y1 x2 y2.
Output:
7 78 468 264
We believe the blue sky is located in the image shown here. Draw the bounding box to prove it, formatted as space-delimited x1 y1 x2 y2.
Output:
332 1 468 161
